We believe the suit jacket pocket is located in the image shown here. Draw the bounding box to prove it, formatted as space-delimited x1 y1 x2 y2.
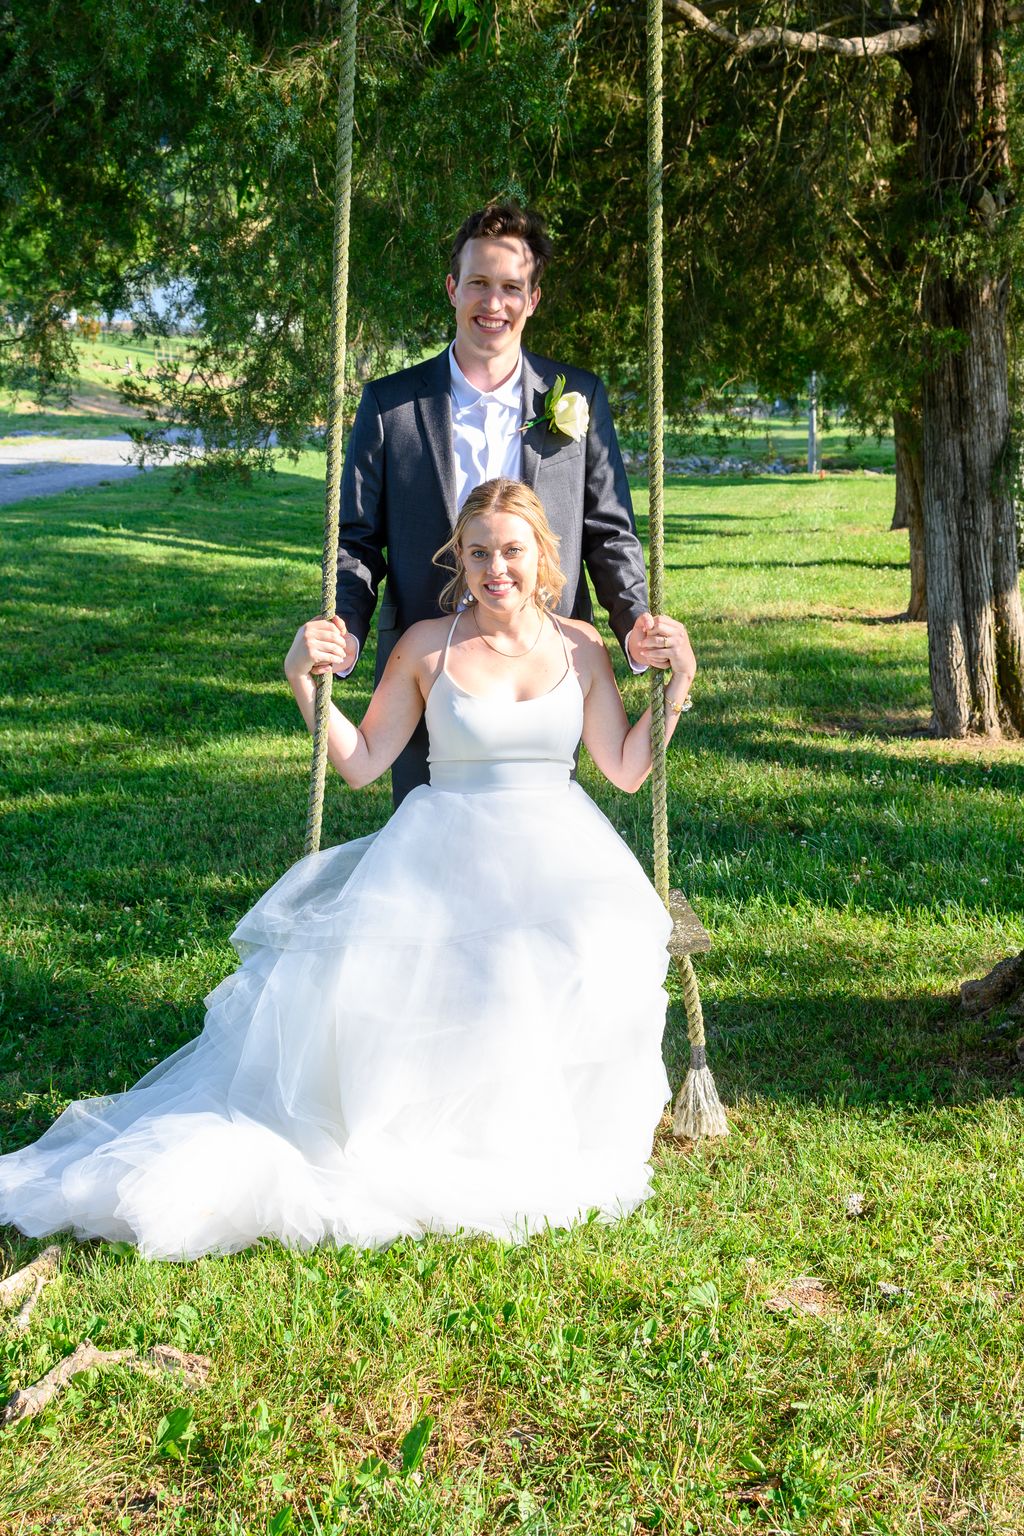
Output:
540 436 584 465
378 601 399 631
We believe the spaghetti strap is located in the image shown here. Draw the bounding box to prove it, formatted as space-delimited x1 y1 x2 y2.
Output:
441 611 463 668
550 615 574 672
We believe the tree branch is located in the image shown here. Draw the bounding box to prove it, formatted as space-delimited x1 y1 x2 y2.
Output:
0 1246 60 1311
1 1340 212 1426
664 1 938 57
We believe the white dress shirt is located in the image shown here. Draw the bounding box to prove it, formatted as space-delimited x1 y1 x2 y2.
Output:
449 344 524 510
337 345 644 673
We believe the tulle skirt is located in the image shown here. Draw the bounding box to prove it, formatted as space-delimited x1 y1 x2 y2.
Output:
0 779 672 1259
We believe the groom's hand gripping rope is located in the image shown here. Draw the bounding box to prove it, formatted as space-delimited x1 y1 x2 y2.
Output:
629 612 696 690
285 615 358 683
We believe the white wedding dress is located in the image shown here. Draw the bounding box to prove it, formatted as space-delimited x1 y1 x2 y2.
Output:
0 617 672 1259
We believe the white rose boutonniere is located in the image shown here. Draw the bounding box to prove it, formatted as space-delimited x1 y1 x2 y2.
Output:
520 374 589 442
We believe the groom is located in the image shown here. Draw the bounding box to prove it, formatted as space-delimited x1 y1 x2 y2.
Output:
335 203 662 805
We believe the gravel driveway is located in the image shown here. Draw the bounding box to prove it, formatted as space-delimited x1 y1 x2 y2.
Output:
0 434 177 506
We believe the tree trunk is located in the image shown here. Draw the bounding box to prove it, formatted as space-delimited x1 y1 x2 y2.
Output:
891 406 927 620
906 0 1024 736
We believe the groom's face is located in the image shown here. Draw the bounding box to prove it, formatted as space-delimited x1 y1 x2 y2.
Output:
446 237 541 373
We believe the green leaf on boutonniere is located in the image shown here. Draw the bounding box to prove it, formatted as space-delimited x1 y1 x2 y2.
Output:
519 372 589 441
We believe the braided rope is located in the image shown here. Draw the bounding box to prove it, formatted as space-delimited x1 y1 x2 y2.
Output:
647 0 721 1136
304 0 360 858
677 952 706 1056
646 0 669 908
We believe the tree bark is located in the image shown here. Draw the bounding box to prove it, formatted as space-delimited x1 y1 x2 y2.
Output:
891 406 927 619
905 0 1024 735
960 950 1024 1014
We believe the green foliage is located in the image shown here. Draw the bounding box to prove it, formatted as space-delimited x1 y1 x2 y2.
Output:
540 4 928 432
0 0 580 472
0 0 214 395
2 1 1022 472
418 0 494 51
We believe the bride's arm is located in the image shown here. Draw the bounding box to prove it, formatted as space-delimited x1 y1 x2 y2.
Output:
285 617 428 788
577 618 695 793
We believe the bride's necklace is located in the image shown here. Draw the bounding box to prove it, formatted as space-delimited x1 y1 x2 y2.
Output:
472 606 546 659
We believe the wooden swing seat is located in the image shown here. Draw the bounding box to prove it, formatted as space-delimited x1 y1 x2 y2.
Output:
667 891 711 957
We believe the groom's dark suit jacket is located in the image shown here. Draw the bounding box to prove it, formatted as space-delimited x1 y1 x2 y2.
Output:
337 345 649 803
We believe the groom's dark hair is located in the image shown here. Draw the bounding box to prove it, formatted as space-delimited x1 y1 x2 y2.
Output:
449 204 553 286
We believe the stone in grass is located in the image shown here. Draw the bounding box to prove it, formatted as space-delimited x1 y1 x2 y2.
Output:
765 1277 837 1317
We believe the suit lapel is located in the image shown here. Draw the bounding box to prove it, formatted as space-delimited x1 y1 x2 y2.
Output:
520 350 557 493
415 349 458 526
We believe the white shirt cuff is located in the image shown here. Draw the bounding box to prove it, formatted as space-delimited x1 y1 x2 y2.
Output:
625 630 647 675
333 635 360 678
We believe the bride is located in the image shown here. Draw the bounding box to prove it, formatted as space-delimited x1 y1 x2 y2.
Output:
0 478 696 1260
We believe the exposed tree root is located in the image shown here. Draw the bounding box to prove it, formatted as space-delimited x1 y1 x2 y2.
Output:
0 1246 61 1313
1 1340 212 1426
960 950 1024 1016
12 1272 49 1335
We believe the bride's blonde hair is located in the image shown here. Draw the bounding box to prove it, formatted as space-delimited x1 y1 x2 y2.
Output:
433 479 567 615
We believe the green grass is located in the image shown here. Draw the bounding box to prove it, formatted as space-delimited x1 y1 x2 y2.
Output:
1 463 1022 1534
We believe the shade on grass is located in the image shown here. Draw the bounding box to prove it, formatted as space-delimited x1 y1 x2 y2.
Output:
0 462 1021 1534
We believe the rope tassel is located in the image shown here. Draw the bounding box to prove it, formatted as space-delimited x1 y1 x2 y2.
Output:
673 1064 730 1142
671 956 729 1140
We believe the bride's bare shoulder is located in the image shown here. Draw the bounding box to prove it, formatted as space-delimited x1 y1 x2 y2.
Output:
556 616 607 658
402 616 454 649
553 617 617 692
387 616 454 675
556 615 600 641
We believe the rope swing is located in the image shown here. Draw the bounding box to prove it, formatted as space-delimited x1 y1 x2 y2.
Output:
304 0 359 858
306 0 726 1136
646 0 727 1138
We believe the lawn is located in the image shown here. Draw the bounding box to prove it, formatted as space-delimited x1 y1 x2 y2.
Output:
0 462 1021 1535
